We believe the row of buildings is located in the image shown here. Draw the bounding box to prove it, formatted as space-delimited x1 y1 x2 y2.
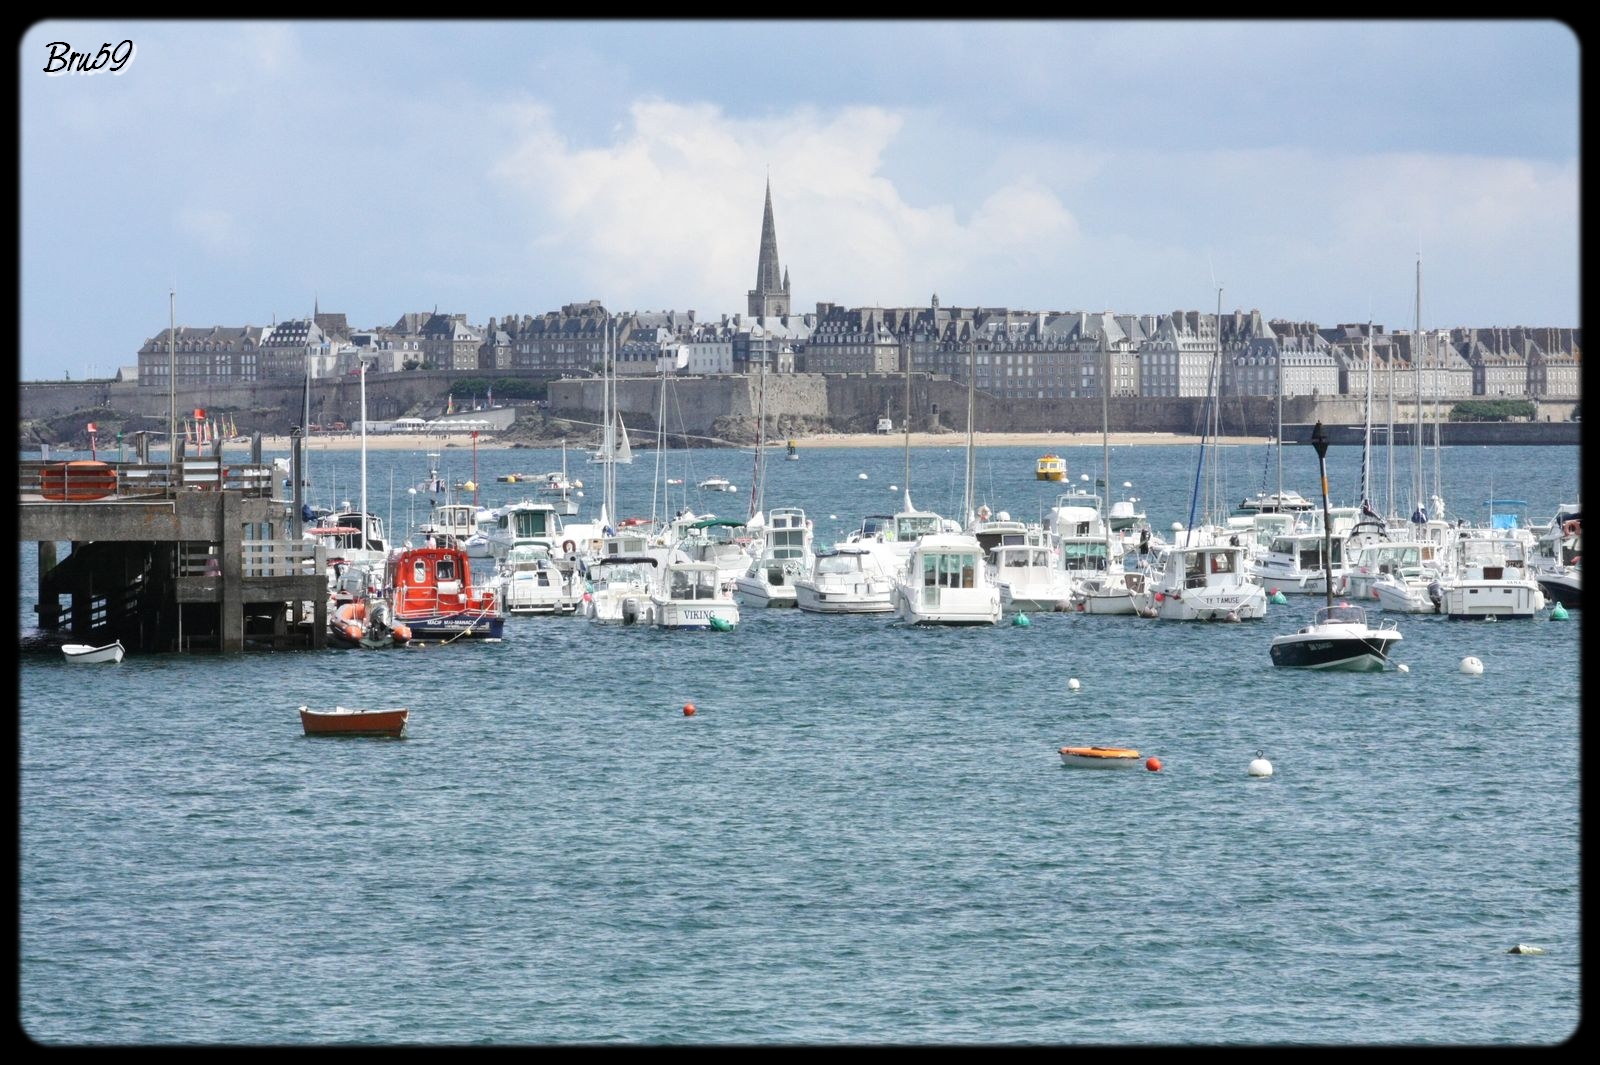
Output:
131 181 1580 404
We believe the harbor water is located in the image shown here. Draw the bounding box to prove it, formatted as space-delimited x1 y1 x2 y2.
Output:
19 440 1581 1045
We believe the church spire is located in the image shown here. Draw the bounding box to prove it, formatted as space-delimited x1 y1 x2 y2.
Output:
748 177 789 318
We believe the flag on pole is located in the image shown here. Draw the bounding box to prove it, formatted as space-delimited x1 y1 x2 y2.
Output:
86 422 97 434
193 407 206 421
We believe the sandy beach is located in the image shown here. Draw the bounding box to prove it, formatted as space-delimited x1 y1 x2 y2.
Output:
245 430 1271 453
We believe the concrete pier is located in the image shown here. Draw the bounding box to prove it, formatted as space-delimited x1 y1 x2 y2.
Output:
19 455 328 653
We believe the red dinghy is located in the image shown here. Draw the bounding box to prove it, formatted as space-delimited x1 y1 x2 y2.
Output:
299 705 409 737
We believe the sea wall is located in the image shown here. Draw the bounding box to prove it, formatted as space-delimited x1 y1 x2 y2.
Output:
21 373 1581 442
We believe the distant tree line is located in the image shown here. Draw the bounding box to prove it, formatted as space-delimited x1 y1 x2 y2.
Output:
447 377 551 402
1449 400 1537 422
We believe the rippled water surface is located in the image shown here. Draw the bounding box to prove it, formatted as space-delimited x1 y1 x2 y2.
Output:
19 442 1581 1044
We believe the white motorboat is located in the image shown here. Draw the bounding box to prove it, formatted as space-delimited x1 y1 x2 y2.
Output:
991 542 1073 613
891 532 1001 626
1438 535 1546 619
698 476 736 493
485 499 565 561
494 544 579 615
1071 566 1146 615
733 506 813 608
1269 602 1403 671
581 554 661 625
650 559 740 630
1132 540 1267 621
794 545 895 614
62 640 124 664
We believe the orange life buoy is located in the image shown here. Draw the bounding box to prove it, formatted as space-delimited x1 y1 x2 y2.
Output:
562 539 577 555
1563 519 1580 537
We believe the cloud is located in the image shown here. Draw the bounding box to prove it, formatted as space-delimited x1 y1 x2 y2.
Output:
175 207 244 255
489 99 1081 315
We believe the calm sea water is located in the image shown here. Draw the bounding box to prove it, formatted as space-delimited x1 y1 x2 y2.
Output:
18 441 1581 1045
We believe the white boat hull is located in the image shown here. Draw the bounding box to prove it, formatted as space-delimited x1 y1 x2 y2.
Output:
62 641 124 664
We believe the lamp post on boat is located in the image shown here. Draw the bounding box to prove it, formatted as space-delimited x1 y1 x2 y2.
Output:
1311 419 1334 611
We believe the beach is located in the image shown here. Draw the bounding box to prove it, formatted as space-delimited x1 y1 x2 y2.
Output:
245 430 1272 453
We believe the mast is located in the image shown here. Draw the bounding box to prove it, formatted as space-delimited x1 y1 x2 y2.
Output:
167 289 177 464
902 335 913 512
359 358 368 552
603 315 616 529
1412 256 1424 519
652 356 667 527
963 333 976 528
1385 335 1395 519
1275 323 1283 501
748 351 766 522
1101 336 1111 512
1361 324 1374 515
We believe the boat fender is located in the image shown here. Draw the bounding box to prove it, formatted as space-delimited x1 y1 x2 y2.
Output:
562 539 577 556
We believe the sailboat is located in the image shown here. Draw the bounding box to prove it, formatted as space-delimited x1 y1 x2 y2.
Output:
589 316 633 466
1270 422 1403 671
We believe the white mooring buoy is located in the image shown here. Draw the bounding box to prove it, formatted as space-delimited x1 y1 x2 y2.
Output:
1460 656 1484 675
1067 677 1080 691
1248 750 1274 777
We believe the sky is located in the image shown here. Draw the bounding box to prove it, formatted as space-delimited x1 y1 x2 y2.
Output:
18 19 1581 383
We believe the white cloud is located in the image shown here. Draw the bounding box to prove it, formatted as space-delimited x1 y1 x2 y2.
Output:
490 98 1082 315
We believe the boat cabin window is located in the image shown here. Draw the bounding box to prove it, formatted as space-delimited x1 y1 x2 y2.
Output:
436 556 456 581
413 559 427 582
1209 552 1234 574
924 552 978 589
897 515 940 541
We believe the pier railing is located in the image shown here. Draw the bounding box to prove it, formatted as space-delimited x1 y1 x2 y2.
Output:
178 539 325 578
19 459 277 500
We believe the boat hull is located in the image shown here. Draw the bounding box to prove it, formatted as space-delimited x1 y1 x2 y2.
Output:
1059 746 1141 768
299 706 408 737
1269 633 1397 671
61 641 124 664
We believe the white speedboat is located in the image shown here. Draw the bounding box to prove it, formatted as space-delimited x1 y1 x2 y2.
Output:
698 476 736 493
892 532 1001 626
1269 602 1402 672
794 545 895 614
581 554 660 625
733 507 813 608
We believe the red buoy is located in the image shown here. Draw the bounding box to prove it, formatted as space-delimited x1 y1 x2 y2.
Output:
683 703 696 716
1145 757 1162 772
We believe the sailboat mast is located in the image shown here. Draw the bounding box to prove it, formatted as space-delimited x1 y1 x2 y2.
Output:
1275 322 1283 501
1102 338 1111 508
359 359 368 551
1412 256 1424 517
167 289 177 464
1361 325 1374 513
902 335 913 512
603 315 616 526
1386 340 1395 519
964 334 976 527
748 353 766 522
652 358 667 527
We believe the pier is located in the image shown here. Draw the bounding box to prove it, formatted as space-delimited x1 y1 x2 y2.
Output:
19 450 328 652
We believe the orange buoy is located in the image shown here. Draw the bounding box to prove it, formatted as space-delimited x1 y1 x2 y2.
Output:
683 703 696 716
1146 757 1162 772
